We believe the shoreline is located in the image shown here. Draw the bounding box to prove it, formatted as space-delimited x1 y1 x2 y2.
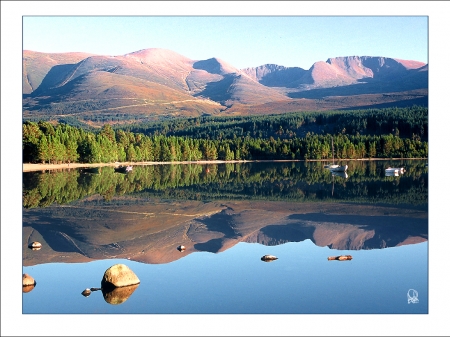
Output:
22 158 427 173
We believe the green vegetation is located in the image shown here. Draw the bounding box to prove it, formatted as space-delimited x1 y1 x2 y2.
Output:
118 106 428 140
23 107 428 164
22 160 428 209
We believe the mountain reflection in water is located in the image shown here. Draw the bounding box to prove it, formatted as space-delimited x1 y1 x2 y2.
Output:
23 160 427 267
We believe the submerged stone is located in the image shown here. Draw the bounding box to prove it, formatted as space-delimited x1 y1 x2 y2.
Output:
261 254 278 262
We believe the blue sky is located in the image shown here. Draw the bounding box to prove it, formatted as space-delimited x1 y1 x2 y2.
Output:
22 15 428 69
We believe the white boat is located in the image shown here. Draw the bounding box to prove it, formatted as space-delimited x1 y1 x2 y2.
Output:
385 170 399 177
325 137 347 172
330 165 348 172
385 167 405 174
115 165 133 173
385 167 405 176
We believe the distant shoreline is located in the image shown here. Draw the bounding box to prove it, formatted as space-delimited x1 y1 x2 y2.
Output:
22 158 426 172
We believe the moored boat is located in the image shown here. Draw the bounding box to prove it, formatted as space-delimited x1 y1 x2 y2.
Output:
115 165 133 173
330 164 348 172
385 167 398 173
325 137 348 172
385 167 406 177
385 167 405 175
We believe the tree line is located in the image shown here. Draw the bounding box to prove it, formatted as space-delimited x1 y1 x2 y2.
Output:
23 118 428 165
23 160 428 209
119 106 428 141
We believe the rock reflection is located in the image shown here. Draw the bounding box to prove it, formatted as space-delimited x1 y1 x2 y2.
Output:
102 284 139 305
80 285 139 305
23 285 35 293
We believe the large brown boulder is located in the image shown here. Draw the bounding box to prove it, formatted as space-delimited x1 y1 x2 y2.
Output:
101 264 140 289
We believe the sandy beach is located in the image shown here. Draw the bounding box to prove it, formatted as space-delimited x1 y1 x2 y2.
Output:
22 157 415 172
22 160 255 172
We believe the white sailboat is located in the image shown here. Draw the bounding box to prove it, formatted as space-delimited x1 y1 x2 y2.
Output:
325 137 348 172
385 167 405 176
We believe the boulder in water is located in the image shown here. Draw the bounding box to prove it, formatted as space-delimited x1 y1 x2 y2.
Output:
23 273 36 286
261 254 278 262
101 264 140 289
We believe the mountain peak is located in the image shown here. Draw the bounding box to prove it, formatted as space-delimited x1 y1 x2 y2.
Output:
193 57 239 75
23 48 428 121
124 48 192 65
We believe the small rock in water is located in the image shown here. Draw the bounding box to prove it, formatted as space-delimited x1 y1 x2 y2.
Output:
261 254 278 262
28 241 42 250
81 288 92 297
177 245 186 252
328 255 353 261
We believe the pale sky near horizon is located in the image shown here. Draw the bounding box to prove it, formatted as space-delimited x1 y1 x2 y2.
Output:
22 15 428 70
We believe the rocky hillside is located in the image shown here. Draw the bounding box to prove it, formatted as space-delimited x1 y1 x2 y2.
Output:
23 48 428 124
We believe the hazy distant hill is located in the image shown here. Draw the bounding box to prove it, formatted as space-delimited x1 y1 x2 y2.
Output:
22 48 428 125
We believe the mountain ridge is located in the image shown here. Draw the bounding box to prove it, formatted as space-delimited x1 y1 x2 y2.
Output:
23 199 428 266
22 48 428 124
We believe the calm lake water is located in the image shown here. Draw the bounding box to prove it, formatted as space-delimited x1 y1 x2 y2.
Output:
22 160 428 314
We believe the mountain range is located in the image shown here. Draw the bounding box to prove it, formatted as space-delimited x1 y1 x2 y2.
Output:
23 48 428 123
23 199 428 267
